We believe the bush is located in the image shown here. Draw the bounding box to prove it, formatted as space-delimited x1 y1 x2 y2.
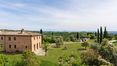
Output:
81 49 100 66
22 50 40 66
58 54 84 66
90 39 117 66
55 36 64 48
80 49 113 66
81 41 89 49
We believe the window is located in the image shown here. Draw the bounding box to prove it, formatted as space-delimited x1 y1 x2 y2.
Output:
14 37 16 40
37 37 38 39
14 45 16 48
25 46 27 49
34 37 35 40
39 36 40 39
1 37 3 40
8 37 11 41
37 43 38 49
34 44 35 50
9 45 11 48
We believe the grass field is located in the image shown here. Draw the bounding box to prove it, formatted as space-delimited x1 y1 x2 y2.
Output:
0 42 83 66
40 42 82 66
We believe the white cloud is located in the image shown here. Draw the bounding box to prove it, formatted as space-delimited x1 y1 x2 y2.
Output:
0 0 117 31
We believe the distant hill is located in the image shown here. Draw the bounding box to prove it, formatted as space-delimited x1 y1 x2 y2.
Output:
108 31 117 34
0 29 117 34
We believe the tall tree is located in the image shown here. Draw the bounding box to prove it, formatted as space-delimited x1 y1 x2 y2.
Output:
51 32 54 41
97 29 100 43
40 29 43 44
103 27 108 38
100 26 103 43
95 32 97 36
40 29 43 34
76 32 80 40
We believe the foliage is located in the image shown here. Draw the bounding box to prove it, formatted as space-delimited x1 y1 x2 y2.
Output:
90 39 117 66
43 31 96 43
58 53 86 66
58 55 77 66
0 54 23 66
44 36 55 43
0 54 8 66
98 39 117 66
89 34 95 39
81 41 89 49
76 32 80 40
97 29 100 43
114 34 117 40
22 50 40 66
81 49 113 66
81 49 100 66
103 27 109 39
100 26 103 43
90 43 100 52
40 29 43 34
55 36 64 48
97 27 112 43
43 42 49 53
70 35 77 42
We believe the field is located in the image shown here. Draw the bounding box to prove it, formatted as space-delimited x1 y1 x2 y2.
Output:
0 42 83 66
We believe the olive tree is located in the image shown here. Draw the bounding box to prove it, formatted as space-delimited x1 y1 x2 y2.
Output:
55 36 64 48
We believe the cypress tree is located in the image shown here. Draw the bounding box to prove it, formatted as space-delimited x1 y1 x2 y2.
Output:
40 29 43 34
103 27 108 38
52 32 54 40
40 29 43 44
76 32 80 40
51 32 54 43
95 32 97 36
97 29 100 43
100 26 103 43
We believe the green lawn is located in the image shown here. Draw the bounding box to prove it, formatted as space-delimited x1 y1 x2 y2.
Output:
0 42 82 66
40 42 82 66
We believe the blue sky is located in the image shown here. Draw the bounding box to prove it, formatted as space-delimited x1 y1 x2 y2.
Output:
0 0 117 31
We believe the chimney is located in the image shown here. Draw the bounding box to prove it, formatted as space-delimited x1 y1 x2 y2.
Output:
20 28 24 34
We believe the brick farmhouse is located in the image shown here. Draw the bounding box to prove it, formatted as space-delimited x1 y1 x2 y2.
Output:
0 29 43 55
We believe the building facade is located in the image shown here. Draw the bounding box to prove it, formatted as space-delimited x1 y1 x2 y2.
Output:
0 29 42 53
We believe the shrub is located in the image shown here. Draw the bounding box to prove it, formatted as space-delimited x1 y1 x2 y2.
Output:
22 50 40 66
80 49 113 66
55 36 64 48
58 54 82 66
81 41 89 49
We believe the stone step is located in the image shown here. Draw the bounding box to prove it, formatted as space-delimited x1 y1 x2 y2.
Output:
34 48 45 56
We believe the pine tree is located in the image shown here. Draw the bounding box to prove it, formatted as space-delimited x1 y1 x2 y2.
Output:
100 26 103 43
103 27 108 38
97 29 100 43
